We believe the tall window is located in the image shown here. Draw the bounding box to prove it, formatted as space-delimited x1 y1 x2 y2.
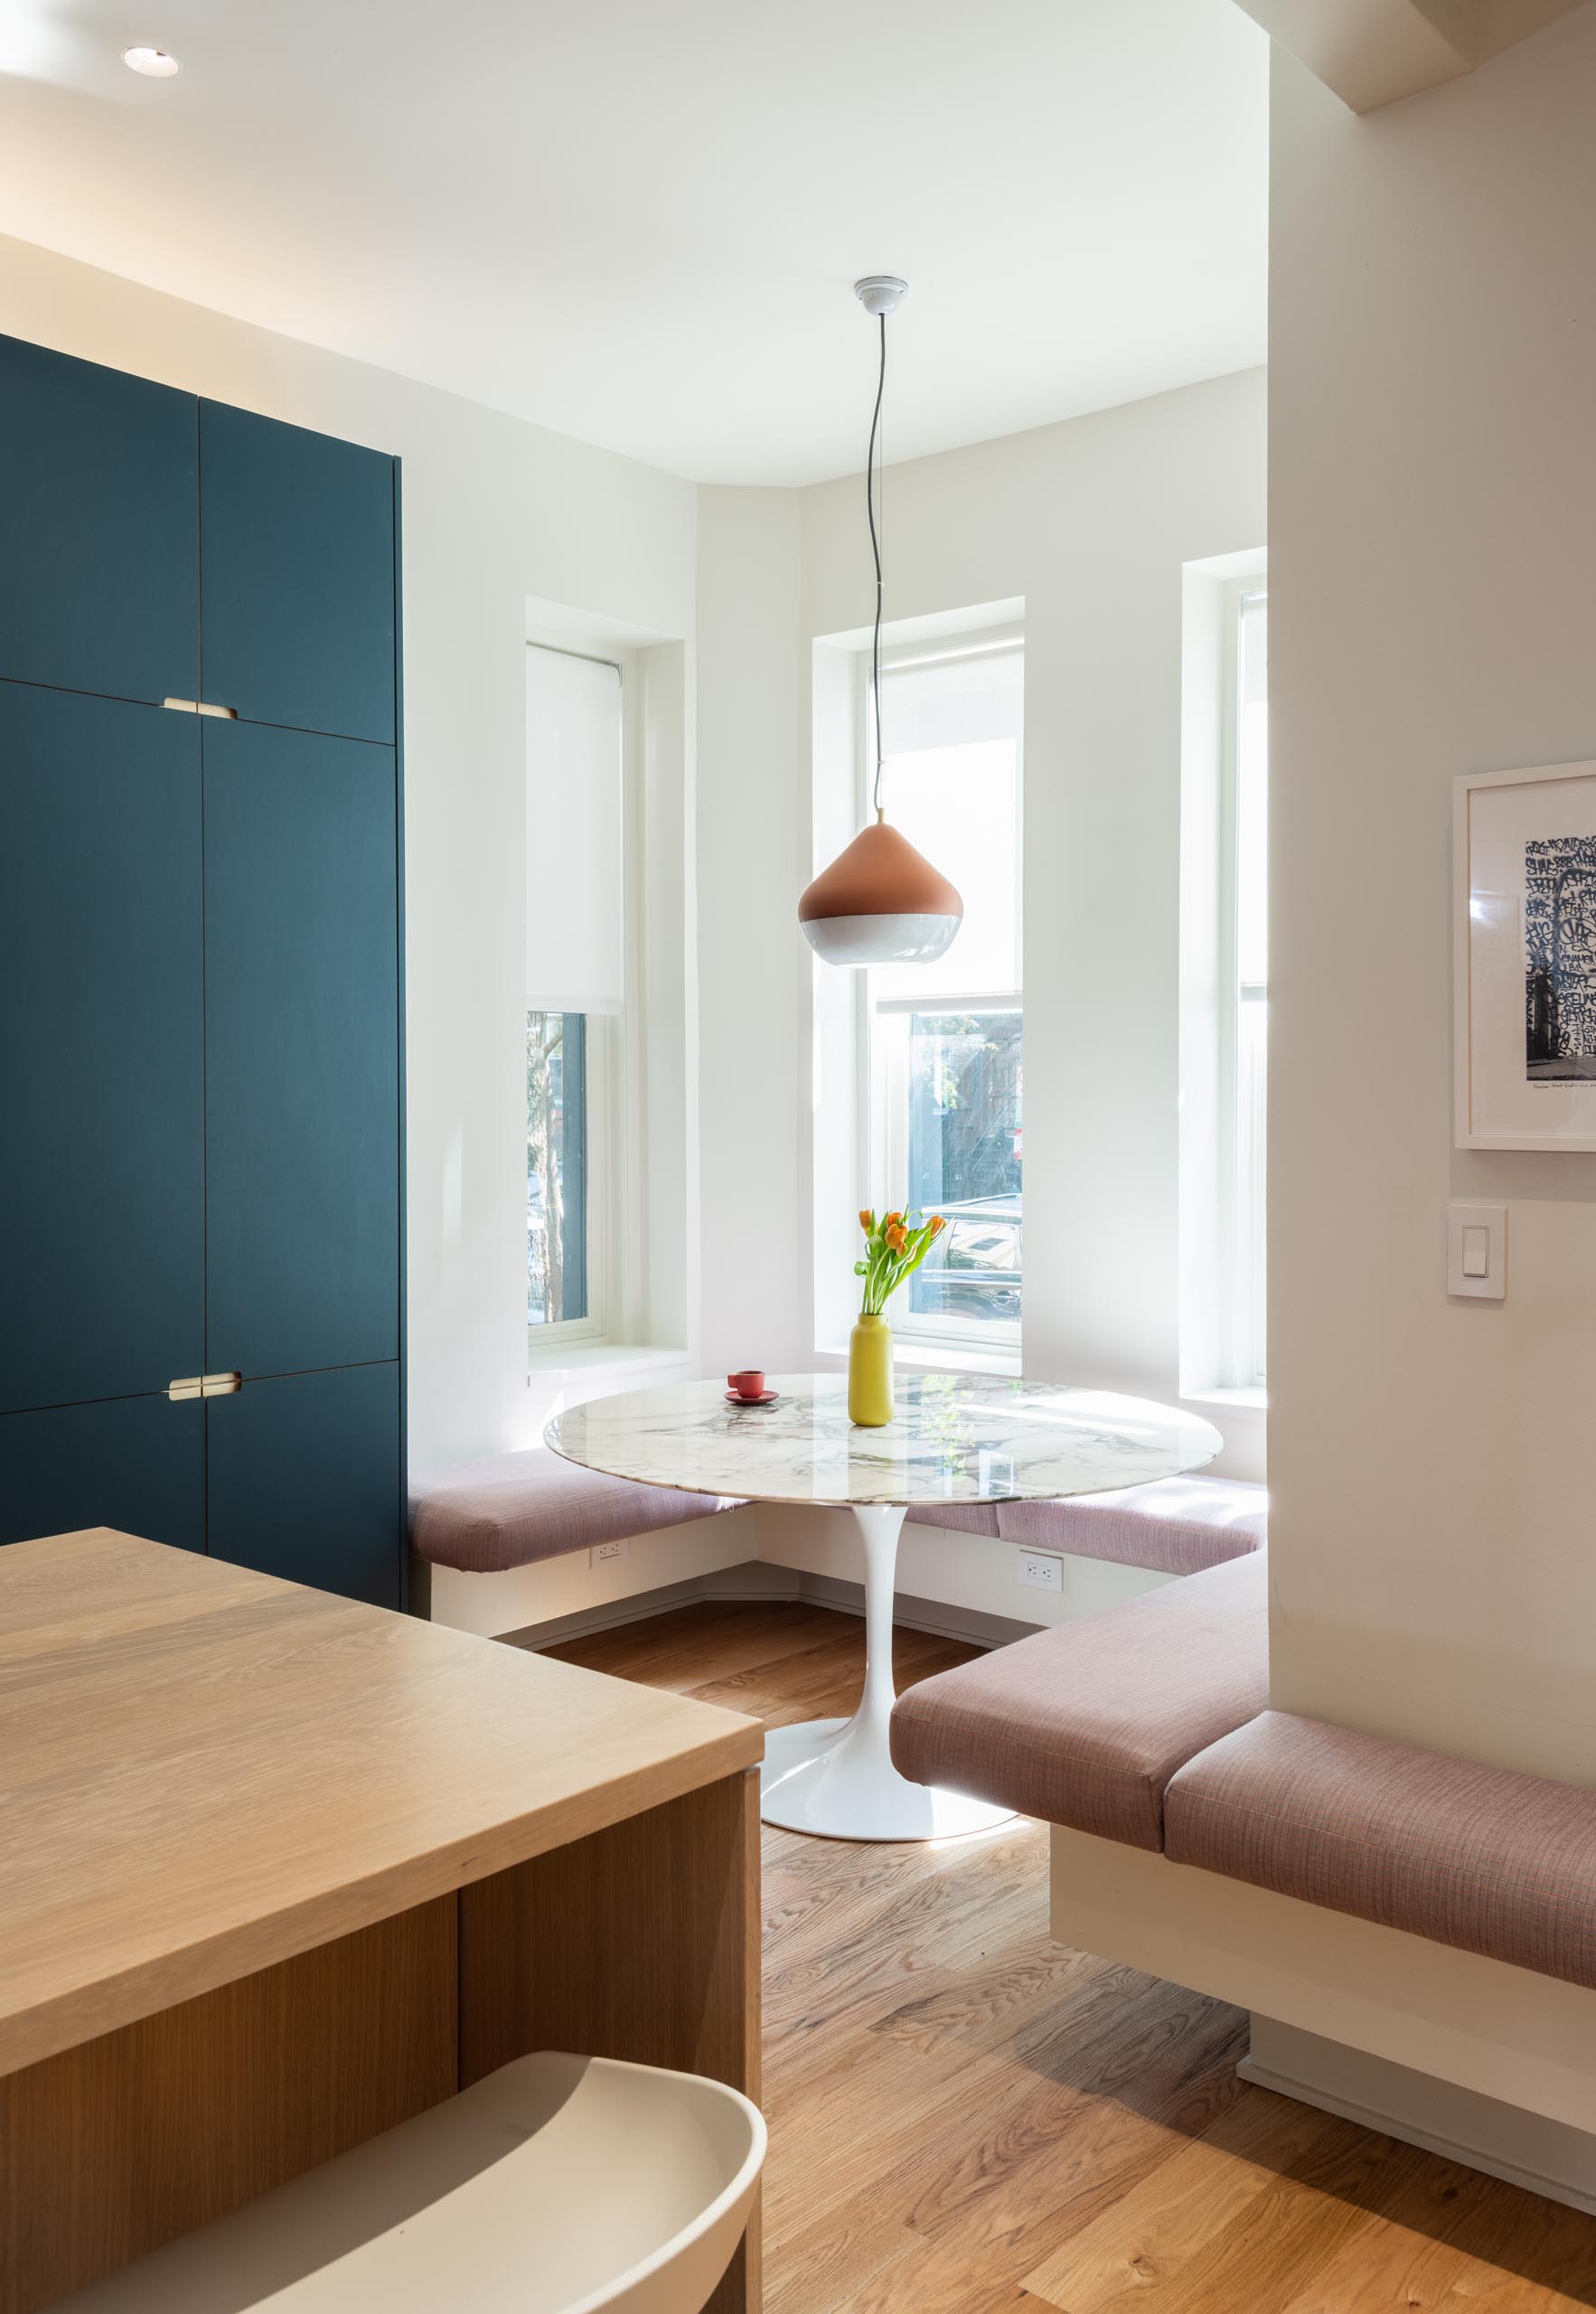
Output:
526 644 623 1345
1222 587 1268 1387
868 636 1024 1345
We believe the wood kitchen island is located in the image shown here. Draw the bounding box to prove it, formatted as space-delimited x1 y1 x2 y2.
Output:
0 1529 764 2314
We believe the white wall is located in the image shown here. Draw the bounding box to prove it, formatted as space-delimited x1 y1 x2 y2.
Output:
697 371 1270 1480
694 487 812 1381
0 231 699 1476
1268 17 1596 1782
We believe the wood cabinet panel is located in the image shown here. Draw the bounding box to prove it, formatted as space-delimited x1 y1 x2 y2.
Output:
458 1769 763 2314
0 1899 455 2314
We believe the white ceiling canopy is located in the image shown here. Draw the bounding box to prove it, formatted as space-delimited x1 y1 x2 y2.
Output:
0 0 1268 484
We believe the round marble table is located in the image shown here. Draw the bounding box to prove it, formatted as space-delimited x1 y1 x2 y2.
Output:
546 1375 1221 1843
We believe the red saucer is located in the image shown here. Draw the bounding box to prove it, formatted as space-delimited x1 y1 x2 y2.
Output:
725 1389 779 1406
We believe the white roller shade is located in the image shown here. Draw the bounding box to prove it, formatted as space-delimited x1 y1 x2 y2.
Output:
878 643 1022 755
526 644 624 1015
873 644 1024 1002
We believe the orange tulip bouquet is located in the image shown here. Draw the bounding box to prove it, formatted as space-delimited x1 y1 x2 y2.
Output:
848 1207 945 1427
854 1208 946 1316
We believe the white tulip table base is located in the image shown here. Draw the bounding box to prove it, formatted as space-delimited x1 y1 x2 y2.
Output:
756 1505 1017 1842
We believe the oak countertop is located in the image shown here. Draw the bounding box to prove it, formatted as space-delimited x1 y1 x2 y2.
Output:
0 1529 763 2079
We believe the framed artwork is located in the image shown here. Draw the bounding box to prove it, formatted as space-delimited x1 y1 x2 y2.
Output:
1455 759 1596 1151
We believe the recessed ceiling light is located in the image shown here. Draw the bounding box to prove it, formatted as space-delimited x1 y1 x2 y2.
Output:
122 45 181 77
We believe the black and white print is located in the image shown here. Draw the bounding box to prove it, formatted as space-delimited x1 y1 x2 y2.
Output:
1525 833 1596 1080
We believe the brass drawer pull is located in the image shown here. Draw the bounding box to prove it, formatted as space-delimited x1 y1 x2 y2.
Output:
168 1372 242 1401
161 698 238 719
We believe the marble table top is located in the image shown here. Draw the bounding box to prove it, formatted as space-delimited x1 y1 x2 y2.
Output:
545 1375 1221 1510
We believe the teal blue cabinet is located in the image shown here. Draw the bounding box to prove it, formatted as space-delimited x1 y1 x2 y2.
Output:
206 1363 401 1604
204 720 400 1379
0 337 199 705
200 401 397 743
0 1397 204 1552
0 332 404 1608
0 683 204 1414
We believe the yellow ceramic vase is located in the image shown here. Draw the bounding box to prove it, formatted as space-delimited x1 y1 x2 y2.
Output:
848 1312 895 1426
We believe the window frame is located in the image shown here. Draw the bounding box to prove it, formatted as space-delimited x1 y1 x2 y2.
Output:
858 626 1026 1357
1215 575 1268 1394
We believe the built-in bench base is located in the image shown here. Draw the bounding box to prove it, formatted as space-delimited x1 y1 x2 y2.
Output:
1047 1822 1596 2205
1166 1708 1596 1993
1241 2020 1596 2220
425 1542 1169 1656
890 1554 1269 1846
413 1448 1265 1642
413 1453 1264 1584
410 1448 741 1575
890 1530 1596 2206
417 1510 761 1641
895 1541 1596 1980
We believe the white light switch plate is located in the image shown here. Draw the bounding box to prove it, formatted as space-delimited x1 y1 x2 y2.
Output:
1018 1547 1063 1594
1448 1201 1506 1300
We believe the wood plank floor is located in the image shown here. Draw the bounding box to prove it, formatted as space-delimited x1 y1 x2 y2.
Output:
547 1600 1596 2313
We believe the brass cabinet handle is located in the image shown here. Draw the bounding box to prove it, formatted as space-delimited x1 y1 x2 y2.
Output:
167 1372 241 1401
161 698 238 719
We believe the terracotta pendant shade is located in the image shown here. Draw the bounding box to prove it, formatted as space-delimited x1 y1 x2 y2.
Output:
799 817 963 967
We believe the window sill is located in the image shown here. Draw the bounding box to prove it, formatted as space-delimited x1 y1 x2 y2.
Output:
1183 1386 1268 1416
815 1339 1022 1379
526 1340 687 1381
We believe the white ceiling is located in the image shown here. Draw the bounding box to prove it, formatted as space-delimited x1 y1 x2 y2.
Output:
0 1 1268 485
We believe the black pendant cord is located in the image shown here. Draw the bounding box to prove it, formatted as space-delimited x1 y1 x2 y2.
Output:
866 309 887 819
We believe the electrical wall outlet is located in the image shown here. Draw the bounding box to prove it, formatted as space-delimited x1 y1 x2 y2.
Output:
591 1538 629 1566
1018 1547 1063 1594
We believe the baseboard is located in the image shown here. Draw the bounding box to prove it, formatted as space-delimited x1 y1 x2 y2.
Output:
500 1559 1037 1654
1240 2019 1596 2215
699 1560 802 1604
497 1568 752 1651
785 1568 1040 1650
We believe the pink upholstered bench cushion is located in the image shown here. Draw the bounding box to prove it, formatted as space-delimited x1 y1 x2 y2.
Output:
889 1553 1269 1849
1166 1711 1596 1991
911 1477 1266 1557
410 1448 739 1575
997 1474 1266 1577
906 1502 1002 1538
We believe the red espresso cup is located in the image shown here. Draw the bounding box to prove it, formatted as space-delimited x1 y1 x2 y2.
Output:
728 1369 766 1400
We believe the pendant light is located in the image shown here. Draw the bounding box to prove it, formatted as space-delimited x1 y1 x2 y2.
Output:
799 277 963 968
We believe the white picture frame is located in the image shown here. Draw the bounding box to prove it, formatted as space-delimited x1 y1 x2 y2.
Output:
1455 759 1596 1151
